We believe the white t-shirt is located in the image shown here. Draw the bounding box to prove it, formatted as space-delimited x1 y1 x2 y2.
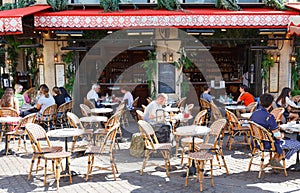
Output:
277 96 297 108
144 101 164 124
37 94 55 116
87 90 99 102
123 91 134 109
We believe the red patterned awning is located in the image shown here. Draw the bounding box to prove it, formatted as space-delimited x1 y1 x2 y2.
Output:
0 5 51 35
34 8 299 30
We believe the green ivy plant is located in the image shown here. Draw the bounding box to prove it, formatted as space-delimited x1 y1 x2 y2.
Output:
100 0 121 12
262 53 275 92
63 52 75 94
264 0 286 11
0 0 35 10
6 36 20 86
215 0 241 11
157 0 183 11
47 0 68 11
174 48 193 97
142 50 157 99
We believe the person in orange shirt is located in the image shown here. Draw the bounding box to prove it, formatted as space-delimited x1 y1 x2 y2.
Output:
237 85 255 106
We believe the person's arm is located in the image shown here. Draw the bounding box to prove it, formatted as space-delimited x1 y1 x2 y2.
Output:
286 97 298 108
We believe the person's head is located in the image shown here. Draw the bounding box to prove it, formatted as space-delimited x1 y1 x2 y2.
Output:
239 85 250 93
52 86 62 96
39 84 50 98
14 84 23 94
121 86 129 94
203 84 211 92
156 93 168 105
92 84 100 93
260 93 274 108
1 88 14 107
280 87 291 98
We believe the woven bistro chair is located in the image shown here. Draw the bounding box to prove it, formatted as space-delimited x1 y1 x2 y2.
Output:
85 122 120 181
37 104 57 132
25 123 63 181
80 104 92 117
178 110 207 165
5 113 37 155
0 107 20 142
248 121 287 178
130 96 140 121
199 98 211 125
210 103 223 121
138 120 172 176
194 119 229 174
84 97 96 109
67 112 91 153
176 97 187 109
270 107 285 126
56 101 73 129
225 109 252 150
116 101 129 128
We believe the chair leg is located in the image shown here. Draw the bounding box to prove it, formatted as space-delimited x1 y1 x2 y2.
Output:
218 149 229 174
55 159 60 189
185 158 191 187
140 150 150 176
44 158 48 187
210 159 214 187
28 154 36 180
258 152 265 179
282 157 288 177
248 148 257 172
86 155 92 181
199 160 204 192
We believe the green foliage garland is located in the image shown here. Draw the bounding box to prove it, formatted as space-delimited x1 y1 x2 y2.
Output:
263 0 286 11
100 0 121 12
63 52 75 94
0 0 35 10
142 50 157 99
47 0 68 11
215 0 241 11
262 53 274 92
157 0 182 11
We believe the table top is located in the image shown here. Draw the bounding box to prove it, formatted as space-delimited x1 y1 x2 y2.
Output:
0 116 21 123
176 125 211 136
241 113 252 119
91 108 113 114
164 106 179 112
216 99 238 105
20 104 34 111
225 105 246 110
165 113 193 122
101 102 119 106
280 122 300 133
47 128 84 138
79 116 108 123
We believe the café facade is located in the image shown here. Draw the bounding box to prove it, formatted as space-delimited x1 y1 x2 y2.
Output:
2 1 300 108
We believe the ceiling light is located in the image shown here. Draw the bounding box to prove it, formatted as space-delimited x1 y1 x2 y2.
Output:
55 31 84 37
258 29 287 35
187 29 215 36
126 29 154 36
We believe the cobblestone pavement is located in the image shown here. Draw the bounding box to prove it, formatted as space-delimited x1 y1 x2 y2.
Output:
0 122 299 193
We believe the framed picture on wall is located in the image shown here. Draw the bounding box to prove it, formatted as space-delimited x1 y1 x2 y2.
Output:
269 62 279 93
55 63 65 87
39 64 45 85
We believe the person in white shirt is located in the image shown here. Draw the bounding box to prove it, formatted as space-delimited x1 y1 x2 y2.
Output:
144 93 168 124
36 84 55 118
87 84 102 108
115 86 134 110
275 87 299 121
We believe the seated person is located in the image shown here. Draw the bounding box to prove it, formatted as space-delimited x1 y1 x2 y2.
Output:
115 86 134 110
144 93 168 125
0 88 19 115
87 84 103 108
275 87 299 121
52 86 66 107
237 85 255 106
36 84 55 118
23 87 37 105
250 93 300 166
14 84 25 107
200 84 214 104
59 87 72 102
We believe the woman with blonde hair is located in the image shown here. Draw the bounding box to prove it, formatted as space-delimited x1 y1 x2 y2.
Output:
23 87 37 104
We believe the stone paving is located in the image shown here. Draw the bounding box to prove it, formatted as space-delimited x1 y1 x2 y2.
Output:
0 122 299 193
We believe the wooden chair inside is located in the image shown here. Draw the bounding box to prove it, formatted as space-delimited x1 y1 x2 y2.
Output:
116 101 129 128
84 97 96 109
199 98 211 125
6 113 37 155
194 119 229 174
270 107 284 126
178 110 207 164
85 123 120 181
67 112 91 153
56 101 73 129
225 109 252 150
146 97 152 104
130 97 139 120
176 97 187 109
80 104 91 117
210 103 223 121
248 121 287 178
0 107 20 142
37 104 57 132
25 123 63 181
137 120 172 176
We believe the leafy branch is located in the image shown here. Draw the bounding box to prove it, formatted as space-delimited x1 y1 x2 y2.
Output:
142 50 157 99
262 53 274 92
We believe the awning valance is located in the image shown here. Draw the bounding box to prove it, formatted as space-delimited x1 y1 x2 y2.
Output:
34 8 299 30
288 15 300 35
0 5 51 35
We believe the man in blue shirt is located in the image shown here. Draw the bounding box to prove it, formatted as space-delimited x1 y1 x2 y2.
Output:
200 84 213 103
250 93 300 166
